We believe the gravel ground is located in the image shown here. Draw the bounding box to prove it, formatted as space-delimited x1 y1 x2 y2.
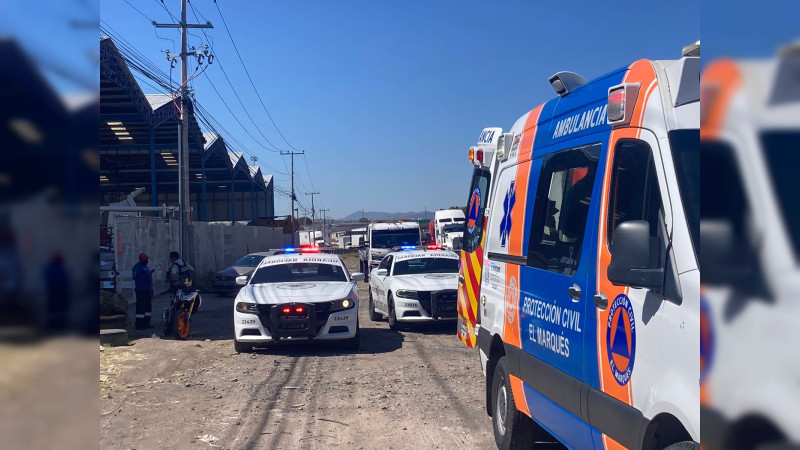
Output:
100 254 497 449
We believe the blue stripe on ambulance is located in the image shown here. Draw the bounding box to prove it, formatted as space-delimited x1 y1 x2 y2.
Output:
513 66 627 448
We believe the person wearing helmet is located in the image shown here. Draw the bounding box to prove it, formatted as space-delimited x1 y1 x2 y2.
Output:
132 252 155 330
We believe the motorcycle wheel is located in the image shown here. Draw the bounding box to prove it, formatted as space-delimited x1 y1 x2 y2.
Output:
175 309 191 340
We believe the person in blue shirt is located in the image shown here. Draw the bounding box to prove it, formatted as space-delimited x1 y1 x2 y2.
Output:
131 253 154 330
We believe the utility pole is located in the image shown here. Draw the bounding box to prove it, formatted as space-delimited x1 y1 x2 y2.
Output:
154 1 212 260
281 150 304 246
305 191 320 238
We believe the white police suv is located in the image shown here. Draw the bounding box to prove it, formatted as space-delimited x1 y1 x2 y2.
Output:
233 246 364 353
367 245 459 330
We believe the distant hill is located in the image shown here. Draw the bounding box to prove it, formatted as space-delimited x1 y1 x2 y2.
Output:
338 210 436 221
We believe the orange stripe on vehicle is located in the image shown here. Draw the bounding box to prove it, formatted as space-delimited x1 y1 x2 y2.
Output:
700 59 741 140
509 105 543 256
596 62 659 446
509 374 531 418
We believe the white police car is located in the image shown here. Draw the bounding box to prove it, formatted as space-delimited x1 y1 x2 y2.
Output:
232 246 364 353
367 245 459 330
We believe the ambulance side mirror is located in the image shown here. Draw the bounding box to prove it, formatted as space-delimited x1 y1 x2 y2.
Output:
608 220 663 290
700 220 770 298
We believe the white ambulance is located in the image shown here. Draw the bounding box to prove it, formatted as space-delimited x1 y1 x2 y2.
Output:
699 44 800 449
457 42 700 449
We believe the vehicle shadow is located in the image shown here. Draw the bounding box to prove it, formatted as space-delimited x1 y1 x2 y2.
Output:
250 327 404 356
401 320 459 336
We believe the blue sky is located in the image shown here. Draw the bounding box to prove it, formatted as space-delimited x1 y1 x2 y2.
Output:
96 0 702 219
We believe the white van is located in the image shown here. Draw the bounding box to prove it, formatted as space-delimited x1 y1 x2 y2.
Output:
699 44 800 449
457 43 700 449
433 209 466 250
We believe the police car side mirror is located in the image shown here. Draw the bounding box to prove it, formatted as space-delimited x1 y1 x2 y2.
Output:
235 275 248 286
608 220 663 290
351 272 365 282
375 269 388 277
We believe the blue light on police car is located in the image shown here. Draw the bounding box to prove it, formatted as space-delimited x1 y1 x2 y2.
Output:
401 245 416 250
284 247 296 253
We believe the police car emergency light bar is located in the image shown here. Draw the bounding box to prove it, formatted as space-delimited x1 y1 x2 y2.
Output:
299 245 320 253
426 244 443 250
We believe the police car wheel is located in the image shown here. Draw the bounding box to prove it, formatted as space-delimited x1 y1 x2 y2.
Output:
388 294 401 331
234 339 253 353
492 357 535 450
368 291 382 322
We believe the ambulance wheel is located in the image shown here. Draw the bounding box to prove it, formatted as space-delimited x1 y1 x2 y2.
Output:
388 294 401 331
234 339 253 353
664 442 699 450
492 357 536 450
369 291 382 322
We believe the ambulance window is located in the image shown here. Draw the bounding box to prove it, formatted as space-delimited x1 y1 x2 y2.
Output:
762 132 800 262
464 169 491 253
607 139 664 248
527 144 601 276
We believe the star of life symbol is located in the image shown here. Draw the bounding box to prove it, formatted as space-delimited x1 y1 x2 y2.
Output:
500 181 516 247
505 276 519 324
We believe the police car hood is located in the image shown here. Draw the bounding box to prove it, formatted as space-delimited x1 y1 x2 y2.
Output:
391 273 458 291
239 282 353 305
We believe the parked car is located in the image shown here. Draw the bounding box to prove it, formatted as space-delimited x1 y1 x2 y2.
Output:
214 251 279 296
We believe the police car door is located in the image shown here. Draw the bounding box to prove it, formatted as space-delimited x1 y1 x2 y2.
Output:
458 168 491 348
518 144 602 450
374 255 393 313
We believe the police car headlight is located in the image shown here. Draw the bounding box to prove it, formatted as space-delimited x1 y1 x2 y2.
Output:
236 302 259 314
330 298 356 312
396 290 418 299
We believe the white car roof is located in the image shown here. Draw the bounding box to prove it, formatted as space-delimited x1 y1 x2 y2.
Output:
388 250 459 261
257 252 343 268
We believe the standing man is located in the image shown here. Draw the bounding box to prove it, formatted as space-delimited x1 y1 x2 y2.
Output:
132 253 154 330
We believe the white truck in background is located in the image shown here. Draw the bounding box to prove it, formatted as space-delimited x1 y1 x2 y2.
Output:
298 230 324 247
433 209 465 250
359 221 421 281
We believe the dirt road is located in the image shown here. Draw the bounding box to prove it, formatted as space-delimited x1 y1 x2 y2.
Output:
100 254 496 449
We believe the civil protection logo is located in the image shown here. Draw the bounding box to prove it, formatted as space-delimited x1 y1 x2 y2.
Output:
499 181 516 247
606 294 636 386
467 187 481 234
505 276 518 324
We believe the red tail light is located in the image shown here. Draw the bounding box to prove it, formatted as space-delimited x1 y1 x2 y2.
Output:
295 307 304 313
282 307 291 314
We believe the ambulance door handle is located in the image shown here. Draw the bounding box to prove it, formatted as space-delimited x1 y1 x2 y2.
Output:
458 275 465 286
568 284 581 301
593 292 608 310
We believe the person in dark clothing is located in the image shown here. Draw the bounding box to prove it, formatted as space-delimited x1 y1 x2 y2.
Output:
44 252 70 332
132 252 154 329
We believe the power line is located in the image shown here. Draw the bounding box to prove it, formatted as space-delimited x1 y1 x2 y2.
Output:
213 0 300 151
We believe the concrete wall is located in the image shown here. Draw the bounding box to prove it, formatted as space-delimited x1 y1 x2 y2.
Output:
113 215 293 300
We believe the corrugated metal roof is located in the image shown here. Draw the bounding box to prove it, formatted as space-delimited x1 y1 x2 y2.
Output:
145 93 173 111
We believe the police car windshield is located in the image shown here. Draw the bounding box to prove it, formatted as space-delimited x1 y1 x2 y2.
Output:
250 263 347 283
762 131 800 261
233 254 267 267
392 257 458 275
371 229 420 248
670 129 700 254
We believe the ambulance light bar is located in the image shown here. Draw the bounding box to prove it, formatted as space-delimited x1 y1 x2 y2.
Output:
607 83 641 127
